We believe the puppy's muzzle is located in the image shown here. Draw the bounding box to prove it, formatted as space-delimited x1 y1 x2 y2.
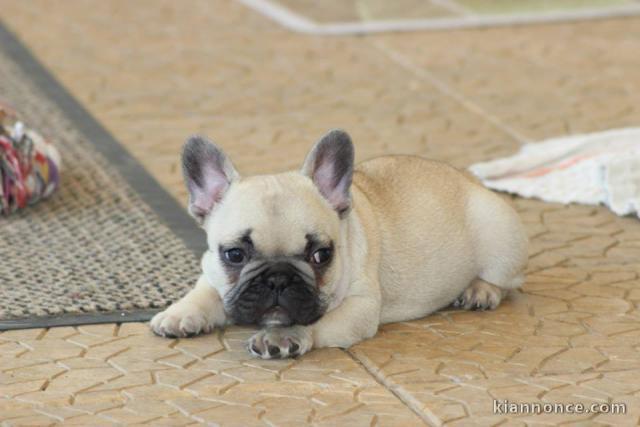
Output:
226 261 326 327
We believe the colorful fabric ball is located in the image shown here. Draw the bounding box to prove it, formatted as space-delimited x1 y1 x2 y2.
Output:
0 103 61 215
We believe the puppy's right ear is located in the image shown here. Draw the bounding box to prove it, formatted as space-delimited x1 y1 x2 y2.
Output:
182 136 239 224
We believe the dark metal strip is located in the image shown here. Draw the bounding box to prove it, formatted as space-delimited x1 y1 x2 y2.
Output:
0 310 162 331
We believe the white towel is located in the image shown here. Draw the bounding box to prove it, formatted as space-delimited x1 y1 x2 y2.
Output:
469 128 640 217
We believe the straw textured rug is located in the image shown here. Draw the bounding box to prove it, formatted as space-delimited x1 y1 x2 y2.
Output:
0 28 203 330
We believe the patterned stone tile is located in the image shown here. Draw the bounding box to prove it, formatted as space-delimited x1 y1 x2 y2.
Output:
1 0 640 425
0 325 423 425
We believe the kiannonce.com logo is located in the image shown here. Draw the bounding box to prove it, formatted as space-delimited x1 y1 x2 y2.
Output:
493 400 627 415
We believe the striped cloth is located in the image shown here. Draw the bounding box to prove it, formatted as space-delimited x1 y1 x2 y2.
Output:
469 128 640 218
0 102 60 215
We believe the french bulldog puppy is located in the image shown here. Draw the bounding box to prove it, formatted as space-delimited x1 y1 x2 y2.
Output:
151 130 528 359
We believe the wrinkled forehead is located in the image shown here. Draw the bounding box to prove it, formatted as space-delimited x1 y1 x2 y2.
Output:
206 173 338 254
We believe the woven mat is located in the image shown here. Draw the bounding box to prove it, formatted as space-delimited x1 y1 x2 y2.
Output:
0 26 204 330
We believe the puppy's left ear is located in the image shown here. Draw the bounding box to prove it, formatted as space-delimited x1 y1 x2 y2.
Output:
182 135 239 224
302 129 354 217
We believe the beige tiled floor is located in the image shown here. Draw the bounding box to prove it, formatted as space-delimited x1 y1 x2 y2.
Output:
1 1 640 425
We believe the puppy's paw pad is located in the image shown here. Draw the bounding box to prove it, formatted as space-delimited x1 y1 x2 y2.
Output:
248 327 312 359
454 280 504 311
150 307 212 338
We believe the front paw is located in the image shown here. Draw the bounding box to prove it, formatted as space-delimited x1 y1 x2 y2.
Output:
248 326 312 359
150 304 214 338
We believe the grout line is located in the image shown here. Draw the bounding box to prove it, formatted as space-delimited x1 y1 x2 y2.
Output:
370 39 531 146
349 0 530 149
344 349 441 426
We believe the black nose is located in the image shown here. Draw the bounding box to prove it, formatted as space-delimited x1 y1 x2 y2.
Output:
266 272 289 291
264 262 301 291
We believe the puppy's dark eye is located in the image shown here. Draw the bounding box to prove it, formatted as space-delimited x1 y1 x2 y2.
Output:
224 248 246 264
311 248 332 265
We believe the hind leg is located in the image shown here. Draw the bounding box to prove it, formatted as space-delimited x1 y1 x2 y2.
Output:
453 278 508 311
466 188 528 295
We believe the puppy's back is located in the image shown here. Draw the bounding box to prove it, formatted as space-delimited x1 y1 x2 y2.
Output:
352 155 481 322
353 155 473 218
